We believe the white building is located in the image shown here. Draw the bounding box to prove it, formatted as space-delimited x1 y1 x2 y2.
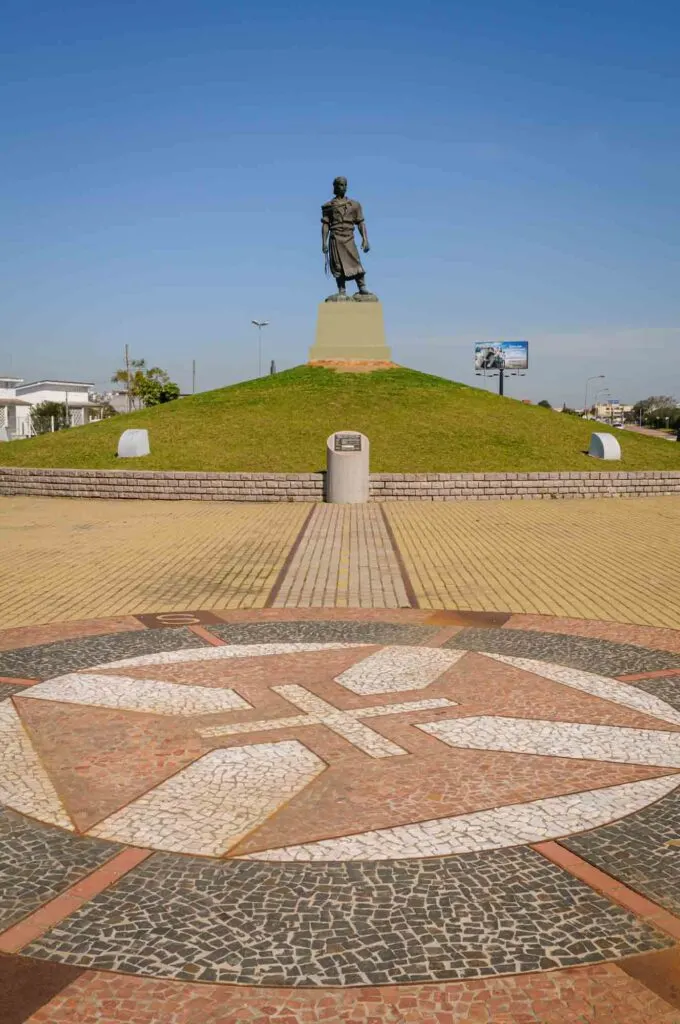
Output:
0 377 31 439
593 400 632 427
0 377 103 438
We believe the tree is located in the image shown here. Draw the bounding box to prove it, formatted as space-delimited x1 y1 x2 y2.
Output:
30 400 69 435
135 368 181 406
111 359 180 408
537 399 552 409
630 396 677 427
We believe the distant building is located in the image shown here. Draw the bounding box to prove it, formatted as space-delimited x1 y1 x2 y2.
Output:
0 377 31 438
0 377 104 438
593 400 632 427
91 390 130 414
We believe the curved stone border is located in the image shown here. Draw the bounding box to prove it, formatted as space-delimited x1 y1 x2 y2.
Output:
22 848 670 986
1 466 680 502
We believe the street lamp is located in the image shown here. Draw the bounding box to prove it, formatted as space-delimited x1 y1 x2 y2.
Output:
583 375 605 418
251 321 269 378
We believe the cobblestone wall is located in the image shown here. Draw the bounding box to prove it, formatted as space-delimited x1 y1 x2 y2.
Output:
2 466 680 502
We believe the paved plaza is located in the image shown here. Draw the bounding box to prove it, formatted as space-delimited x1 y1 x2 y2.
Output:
1 495 680 1022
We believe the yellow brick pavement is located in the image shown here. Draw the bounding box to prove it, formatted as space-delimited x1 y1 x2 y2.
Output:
2 495 680 628
385 497 680 628
0 497 308 628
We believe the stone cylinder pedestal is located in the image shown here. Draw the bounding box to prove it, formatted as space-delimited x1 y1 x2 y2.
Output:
326 431 370 504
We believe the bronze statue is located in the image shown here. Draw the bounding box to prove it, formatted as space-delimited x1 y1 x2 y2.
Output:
321 177 377 301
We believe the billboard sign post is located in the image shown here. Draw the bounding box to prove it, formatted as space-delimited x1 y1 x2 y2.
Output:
474 341 529 396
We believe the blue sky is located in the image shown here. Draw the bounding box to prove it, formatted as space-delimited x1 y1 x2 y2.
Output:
1 0 678 406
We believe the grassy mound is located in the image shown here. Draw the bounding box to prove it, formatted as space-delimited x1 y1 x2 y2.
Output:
1 366 678 473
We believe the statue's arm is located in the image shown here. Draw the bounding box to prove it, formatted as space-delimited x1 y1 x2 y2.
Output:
322 220 329 254
358 218 370 253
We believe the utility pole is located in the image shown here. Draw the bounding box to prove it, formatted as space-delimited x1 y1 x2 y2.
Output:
125 344 131 413
192 360 196 394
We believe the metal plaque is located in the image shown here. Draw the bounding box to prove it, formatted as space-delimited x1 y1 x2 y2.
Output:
334 433 362 452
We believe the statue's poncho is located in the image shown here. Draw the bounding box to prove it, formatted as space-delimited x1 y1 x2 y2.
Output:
322 197 365 280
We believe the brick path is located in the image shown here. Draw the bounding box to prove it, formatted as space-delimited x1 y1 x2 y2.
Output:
2 494 680 628
271 505 409 609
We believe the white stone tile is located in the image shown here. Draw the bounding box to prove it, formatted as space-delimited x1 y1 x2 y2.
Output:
199 713 311 739
0 702 72 830
88 741 326 855
334 646 465 694
243 775 679 861
198 684 455 758
419 715 680 767
23 674 252 716
484 654 680 727
92 642 369 671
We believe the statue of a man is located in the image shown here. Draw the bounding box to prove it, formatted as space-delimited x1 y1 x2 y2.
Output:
321 177 376 300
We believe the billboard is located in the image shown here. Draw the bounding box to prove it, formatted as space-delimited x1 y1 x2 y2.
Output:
475 341 529 372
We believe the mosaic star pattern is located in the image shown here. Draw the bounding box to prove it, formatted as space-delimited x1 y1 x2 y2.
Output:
245 777 679 861
2 611 680 1022
23 673 252 716
420 716 680 767
88 742 326 855
334 645 464 694
0 703 72 828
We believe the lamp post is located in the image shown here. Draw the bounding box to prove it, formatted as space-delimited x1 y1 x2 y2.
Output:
583 375 604 419
251 321 269 378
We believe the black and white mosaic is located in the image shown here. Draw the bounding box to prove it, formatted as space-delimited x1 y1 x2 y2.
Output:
0 628 208 681
564 786 680 917
24 848 670 986
207 620 440 647
0 682 30 701
446 628 680 677
630 674 680 713
0 806 120 931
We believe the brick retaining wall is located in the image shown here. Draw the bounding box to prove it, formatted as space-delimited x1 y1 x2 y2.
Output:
1 466 680 501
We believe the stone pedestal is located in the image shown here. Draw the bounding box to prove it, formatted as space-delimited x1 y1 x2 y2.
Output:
326 431 370 503
309 300 391 363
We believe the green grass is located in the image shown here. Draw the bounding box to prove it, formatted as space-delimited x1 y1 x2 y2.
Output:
2 366 679 473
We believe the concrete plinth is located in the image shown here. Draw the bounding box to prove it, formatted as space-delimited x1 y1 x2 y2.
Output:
309 301 391 363
326 431 370 503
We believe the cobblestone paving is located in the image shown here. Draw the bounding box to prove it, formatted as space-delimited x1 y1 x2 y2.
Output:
0 681 31 700
206 619 439 645
564 786 680 916
0 806 119 931
0 628 208 680
24 848 670 985
630 674 680 712
446 627 680 676
1 608 680 1020
23 963 680 1024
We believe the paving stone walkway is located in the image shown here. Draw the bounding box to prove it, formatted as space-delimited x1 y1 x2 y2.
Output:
1 494 680 1021
3 494 680 627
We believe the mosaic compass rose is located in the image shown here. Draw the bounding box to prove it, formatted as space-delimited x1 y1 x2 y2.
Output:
3 642 679 860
